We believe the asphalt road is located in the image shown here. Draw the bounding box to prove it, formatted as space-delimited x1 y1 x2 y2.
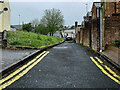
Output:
6 41 120 88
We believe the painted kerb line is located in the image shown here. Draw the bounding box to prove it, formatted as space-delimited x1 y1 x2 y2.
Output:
0 51 47 84
0 51 49 89
95 57 120 79
90 57 120 85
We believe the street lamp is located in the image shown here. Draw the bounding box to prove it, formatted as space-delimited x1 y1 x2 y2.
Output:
82 3 88 14
18 14 21 29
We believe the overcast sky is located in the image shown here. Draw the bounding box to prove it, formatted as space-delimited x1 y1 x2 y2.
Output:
9 1 99 26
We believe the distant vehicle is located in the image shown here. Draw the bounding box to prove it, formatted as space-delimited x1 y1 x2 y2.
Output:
66 36 72 41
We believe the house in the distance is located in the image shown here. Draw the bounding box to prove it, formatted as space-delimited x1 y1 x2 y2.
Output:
0 0 10 32
11 25 22 31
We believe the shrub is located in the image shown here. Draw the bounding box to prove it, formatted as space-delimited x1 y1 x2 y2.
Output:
115 39 120 48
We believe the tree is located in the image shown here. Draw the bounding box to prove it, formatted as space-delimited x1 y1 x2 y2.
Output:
35 24 48 35
31 18 40 28
40 8 64 36
22 23 33 32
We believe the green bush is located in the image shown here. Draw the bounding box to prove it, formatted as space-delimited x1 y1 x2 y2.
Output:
22 23 33 32
115 39 120 47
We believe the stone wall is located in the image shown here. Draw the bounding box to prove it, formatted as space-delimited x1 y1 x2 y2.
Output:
83 22 90 47
78 16 120 51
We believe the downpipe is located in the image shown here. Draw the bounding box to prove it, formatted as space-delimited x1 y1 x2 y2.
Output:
100 8 103 53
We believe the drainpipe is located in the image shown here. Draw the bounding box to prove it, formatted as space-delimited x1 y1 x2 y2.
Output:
75 21 78 43
100 1 105 52
100 7 102 53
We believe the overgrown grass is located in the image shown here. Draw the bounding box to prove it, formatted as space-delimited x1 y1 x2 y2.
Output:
7 31 63 48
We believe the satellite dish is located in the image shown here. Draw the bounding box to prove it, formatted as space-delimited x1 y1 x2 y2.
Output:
3 7 8 11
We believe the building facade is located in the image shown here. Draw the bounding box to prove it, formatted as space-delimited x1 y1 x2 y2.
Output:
76 1 120 51
0 0 10 32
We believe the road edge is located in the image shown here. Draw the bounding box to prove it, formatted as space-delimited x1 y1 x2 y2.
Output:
97 52 120 71
0 40 65 76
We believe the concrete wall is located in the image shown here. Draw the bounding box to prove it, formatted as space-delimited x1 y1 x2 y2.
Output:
0 0 10 32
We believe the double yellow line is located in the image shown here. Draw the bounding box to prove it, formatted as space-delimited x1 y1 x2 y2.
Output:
0 51 49 90
90 57 120 85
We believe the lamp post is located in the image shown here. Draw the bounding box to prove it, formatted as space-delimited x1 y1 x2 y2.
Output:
82 3 88 14
19 14 21 29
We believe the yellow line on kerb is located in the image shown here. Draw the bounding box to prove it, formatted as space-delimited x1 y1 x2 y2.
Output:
95 57 120 80
95 57 103 64
0 51 49 90
0 51 47 84
90 57 120 85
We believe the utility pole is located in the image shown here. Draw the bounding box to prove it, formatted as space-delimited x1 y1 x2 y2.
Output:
19 14 20 29
85 3 88 14
82 3 88 14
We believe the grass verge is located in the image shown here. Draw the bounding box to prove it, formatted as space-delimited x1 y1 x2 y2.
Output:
7 31 64 48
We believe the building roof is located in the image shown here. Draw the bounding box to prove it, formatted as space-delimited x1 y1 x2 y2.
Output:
94 2 101 8
87 11 92 16
11 25 22 29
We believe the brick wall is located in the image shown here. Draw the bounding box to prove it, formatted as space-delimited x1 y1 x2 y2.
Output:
105 16 120 45
105 2 115 17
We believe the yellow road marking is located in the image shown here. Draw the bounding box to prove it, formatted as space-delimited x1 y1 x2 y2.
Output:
0 51 47 84
95 57 120 80
0 51 49 90
90 57 120 85
95 57 103 64
104 65 120 79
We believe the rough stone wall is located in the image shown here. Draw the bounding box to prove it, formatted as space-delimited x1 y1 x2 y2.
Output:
91 18 100 51
83 22 90 47
80 28 83 44
92 4 97 19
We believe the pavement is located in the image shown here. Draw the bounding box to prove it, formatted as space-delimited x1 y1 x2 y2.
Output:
5 41 120 88
102 46 120 65
0 49 36 72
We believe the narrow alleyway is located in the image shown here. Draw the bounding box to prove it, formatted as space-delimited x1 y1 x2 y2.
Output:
5 41 120 88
